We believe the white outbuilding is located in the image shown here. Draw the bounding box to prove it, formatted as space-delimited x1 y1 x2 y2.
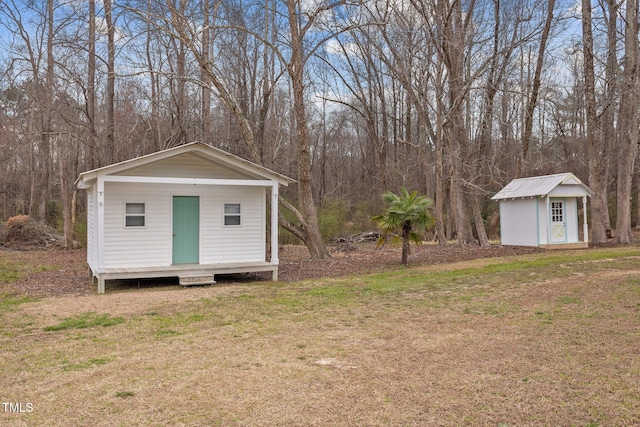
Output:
76 142 295 294
491 172 594 249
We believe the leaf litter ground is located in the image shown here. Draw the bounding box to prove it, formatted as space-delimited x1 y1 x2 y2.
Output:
1 244 639 426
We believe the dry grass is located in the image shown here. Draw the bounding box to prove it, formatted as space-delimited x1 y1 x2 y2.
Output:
1 247 639 426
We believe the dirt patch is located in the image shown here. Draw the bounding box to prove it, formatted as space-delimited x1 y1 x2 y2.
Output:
278 242 543 282
0 249 89 298
0 243 544 298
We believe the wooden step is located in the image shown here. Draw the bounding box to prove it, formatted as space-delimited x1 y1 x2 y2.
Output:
179 275 216 286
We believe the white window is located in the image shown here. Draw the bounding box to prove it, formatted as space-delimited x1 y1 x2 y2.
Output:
125 203 145 227
224 203 241 226
551 201 564 223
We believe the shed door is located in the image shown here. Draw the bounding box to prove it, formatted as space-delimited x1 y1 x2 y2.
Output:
173 196 199 264
550 200 566 243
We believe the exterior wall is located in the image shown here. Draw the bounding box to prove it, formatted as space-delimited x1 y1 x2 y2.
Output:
499 198 539 246
114 152 254 180
86 185 97 273
537 197 579 245
537 200 548 245
564 198 579 243
548 185 586 198
102 181 265 269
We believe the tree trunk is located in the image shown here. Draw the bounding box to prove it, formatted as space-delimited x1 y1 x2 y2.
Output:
582 0 607 244
201 0 212 142
600 0 618 235
471 195 490 247
105 0 116 163
615 0 640 244
441 0 474 244
145 0 161 152
37 0 55 223
87 0 97 169
636 186 640 229
434 64 447 245
59 151 74 248
283 0 328 259
401 223 411 265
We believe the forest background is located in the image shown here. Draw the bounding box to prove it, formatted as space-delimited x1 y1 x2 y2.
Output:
0 0 639 257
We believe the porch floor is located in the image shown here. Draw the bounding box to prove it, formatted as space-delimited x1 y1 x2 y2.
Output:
539 242 589 250
94 261 277 294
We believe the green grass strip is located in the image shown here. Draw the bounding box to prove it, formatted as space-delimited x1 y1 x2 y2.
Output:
44 312 125 331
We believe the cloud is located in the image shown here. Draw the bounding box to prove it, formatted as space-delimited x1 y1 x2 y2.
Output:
95 16 127 44
325 38 360 57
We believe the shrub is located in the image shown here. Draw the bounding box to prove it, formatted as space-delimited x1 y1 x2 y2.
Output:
5 215 29 229
318 199 350 241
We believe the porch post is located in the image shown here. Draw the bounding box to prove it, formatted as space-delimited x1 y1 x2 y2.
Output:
270 183 279 281
583 196 589 244
97 174 105 294
545 196 551 246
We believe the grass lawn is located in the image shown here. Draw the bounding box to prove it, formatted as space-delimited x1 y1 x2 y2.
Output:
1 247 639 426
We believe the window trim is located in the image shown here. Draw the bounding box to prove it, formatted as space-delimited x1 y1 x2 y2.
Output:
551 200 564 224
223 203 242 227
124 202 146 228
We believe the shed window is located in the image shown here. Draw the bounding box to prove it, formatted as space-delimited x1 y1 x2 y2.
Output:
551 201 564 223
224 203 241 226
125 203 145 227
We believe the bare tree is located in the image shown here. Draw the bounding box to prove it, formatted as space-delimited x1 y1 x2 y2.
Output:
429 0 476 244
2 0 639 249
615 0 640 244
515 0 556 178
467 0 531 246
200 0 214 142
275 0 333 258
104 0 116 163
134 0 335 258
599 0 617 235
582 0 608 244
87 0 98 170
0 0 58 221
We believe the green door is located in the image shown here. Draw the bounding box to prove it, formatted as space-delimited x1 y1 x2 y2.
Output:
172 196 200 264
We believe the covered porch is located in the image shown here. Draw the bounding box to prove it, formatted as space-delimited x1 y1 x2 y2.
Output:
93 261 278 294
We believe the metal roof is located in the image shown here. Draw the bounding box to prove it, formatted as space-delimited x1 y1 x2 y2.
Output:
491 172 594 200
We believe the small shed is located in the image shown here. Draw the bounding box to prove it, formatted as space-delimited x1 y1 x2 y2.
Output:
76 142 295 294
491 173 594 249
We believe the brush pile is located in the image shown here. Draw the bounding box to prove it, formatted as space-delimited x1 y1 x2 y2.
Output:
1 215 65 250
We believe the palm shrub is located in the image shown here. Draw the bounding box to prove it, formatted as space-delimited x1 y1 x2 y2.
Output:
372 187 436 265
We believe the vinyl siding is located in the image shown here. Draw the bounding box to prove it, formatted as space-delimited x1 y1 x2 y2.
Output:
499 198 539 246
86 186 97 272
548 185 589 198
202 192 265 264
537 201 547 245
113 152 257 180
566 198 579 243
102 182 265 269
